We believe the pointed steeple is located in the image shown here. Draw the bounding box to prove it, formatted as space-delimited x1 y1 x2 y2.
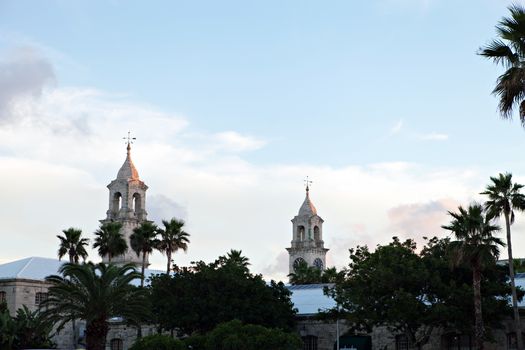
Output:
298 185 317 216
117 140 139 180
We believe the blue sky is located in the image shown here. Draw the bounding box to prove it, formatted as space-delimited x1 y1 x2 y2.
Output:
1 0 524 279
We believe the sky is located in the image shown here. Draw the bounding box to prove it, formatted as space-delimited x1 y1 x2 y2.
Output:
1 0 525 281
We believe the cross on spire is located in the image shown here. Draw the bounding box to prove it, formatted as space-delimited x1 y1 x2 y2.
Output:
123 131 136 153
304 176 313 192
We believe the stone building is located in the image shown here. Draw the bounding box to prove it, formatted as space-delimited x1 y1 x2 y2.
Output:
287 185 329 275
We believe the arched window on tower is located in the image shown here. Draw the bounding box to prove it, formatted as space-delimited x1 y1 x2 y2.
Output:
313 258 323 270
112 192 122 214
313 226 320 240
132 193 142 215
297 226 305 241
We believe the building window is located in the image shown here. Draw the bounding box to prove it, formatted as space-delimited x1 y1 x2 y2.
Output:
507 332 525 350
313 226 320 240
396 334 411 350
313 258 323 270
0 291 6 304
302 335 318 350
35 292 48 306
297 225 305 241
293 257 306 272
110 338 123 350
442 333 471 350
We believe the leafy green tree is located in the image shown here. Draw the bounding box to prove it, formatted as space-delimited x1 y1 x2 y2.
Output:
326 236 516 349
13 305 55 349
149 251 296 335
203 320 301 350
129 334 184 350
93 222 127 262
481 172 525 350
442 204 504 350
0 304 16 350
57 227 89 263
42 262 149 350
156 218 190 273
130 221 158 287
480 5 525 124
225 249 250 268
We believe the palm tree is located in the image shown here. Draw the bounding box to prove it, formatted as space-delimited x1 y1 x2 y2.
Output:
130 221 158 287
481 172 525 350
480 5 525 124
93 222 127 263
42 262 148 350
442 204 504 350
225 249 250 268
156 218 190 273
57 228 89 264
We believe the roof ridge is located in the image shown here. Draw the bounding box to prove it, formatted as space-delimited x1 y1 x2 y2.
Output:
16 257 34 278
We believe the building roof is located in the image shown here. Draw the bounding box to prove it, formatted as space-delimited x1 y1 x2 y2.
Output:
0 257 163 287
287 283 336 315
116 144 139 180
298 188 317 216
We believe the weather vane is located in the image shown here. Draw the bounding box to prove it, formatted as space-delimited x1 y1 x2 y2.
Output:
304 176 313 191
123 131 136 146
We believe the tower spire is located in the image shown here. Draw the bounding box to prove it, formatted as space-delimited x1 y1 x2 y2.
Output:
123 131 136 156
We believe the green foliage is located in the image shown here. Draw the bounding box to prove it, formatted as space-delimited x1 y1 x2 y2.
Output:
42 262 149 350
93 222 127 262
130 221 159 287
288 261 343 285
156 218 190 273
327 236 517 348
204 320 301 350
57 227 89 263
479 5 525 123
0 304 55 350
129 334 184 350
149 251 296 335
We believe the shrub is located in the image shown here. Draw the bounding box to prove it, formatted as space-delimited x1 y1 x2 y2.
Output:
129 334 184 350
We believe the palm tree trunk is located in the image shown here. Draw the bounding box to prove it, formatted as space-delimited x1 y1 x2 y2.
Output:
505 211 523 350
166 250 172 274
86 317 108 350
473 264 484 350
141 252 146 288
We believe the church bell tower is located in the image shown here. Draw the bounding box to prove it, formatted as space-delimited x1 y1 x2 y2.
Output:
101 135 148 265
286 181 329 276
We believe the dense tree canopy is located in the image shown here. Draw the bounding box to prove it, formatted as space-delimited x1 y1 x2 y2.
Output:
326 237 518 348
149 251 296 335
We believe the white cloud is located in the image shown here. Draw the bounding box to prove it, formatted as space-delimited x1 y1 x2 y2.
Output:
0 47 508 280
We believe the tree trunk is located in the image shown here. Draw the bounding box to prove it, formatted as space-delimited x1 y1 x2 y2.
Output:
141 251 146 288
473 264 484 350
86 317 108 350
167 250 172 274
505 211 523 350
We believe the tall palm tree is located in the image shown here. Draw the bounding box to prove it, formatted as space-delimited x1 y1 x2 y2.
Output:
225 249 250 268
481 172 525 350
480 5 525 124
442 204 504 350
93 222 127 263
156 218 190 273
130 221 158 287
42 262 148 350
57 228 89 263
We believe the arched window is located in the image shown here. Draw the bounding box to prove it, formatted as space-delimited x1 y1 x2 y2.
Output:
112 192 122 213
110 338 123 350
313 226 320 240
297 226 305 241
313 258 323 270
0 291 6 304
396 334 410 350
132 193 141 214
35 292 48 306
442 333 472 350
302 335 318 350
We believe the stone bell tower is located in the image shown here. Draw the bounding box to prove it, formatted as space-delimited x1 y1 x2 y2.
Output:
100 136 148 265
286 181 329 276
